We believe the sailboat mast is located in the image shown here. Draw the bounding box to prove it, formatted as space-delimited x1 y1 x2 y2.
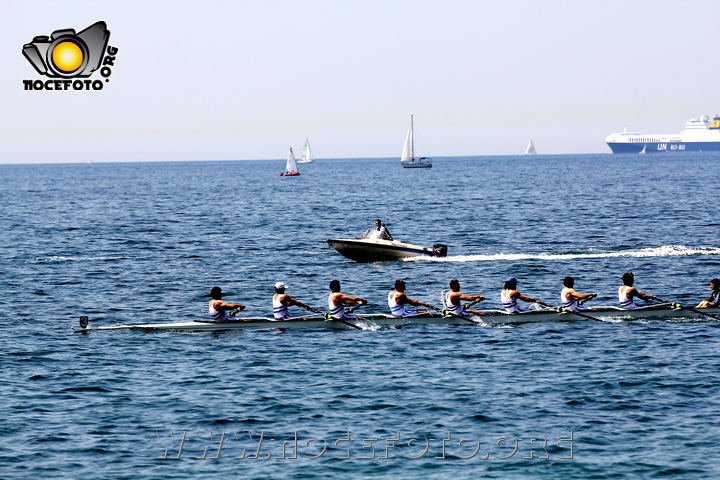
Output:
411 115 414 161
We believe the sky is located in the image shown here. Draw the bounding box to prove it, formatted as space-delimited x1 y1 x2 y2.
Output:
1 0 719 163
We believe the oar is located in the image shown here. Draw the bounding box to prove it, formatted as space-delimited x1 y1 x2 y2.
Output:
463 298 484 310
653 297 720 322
344 302 371 320
345 303 365 314
426 304 481 325
307 307 363 330
535 300 605 323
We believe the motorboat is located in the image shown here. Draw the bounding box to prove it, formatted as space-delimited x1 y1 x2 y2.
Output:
326 228 447 262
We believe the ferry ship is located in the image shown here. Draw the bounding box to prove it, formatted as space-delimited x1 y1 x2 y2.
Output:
606 114 720 153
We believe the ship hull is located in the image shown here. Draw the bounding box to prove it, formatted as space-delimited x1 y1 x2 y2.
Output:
607 141 720 153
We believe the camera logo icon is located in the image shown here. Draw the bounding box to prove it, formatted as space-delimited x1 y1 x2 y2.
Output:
22 21 109 78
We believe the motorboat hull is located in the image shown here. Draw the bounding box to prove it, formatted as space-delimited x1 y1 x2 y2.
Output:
326 238 445 262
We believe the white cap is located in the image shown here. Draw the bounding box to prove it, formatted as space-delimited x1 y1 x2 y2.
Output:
275 282 288 289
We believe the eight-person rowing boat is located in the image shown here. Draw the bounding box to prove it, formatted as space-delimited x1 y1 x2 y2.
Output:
74 274 720 333
73 306 720 332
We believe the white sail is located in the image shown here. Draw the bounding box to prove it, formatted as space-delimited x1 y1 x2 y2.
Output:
526 138 537 155
286 147 298 172
299 139 314 163
400 117 414 163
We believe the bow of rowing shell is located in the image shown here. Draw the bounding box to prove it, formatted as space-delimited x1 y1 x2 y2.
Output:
73 306 720 332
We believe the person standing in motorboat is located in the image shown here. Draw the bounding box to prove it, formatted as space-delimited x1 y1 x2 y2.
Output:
388 279 430 317
560 276 597 312
208 286 246 322
375 218 393 240
273 282 314 320
445 279 485 316
695 278 720 308
328 280 368 319
500 277 538 313
618 272 658 309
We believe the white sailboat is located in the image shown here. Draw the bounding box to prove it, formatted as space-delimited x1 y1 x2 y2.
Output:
526 138 537 155
639 144 647 154
278 147 300 176
298 139 315 163
400 115 432 168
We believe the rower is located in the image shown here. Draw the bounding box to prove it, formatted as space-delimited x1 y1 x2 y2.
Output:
328 280 368 319
208 286 247 322
273 282 314 320
618 272 657 309
445 279 485 316
375 218 393 240
561 276 597 312
501 277 537 313
695 278 720 308
388 279 430 317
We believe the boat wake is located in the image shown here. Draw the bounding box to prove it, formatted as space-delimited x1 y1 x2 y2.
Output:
32 255 130 263
405 245 720 263
353 319 381 331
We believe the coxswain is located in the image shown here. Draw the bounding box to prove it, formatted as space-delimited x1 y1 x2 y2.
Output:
388 279 430 317
500 277 537 313
208 286 247 322
375 218 393 240
273 282 314 320
445 279 485 316
618 272 658 309
328 280 368 319
695 278 720 308
561 276 597 312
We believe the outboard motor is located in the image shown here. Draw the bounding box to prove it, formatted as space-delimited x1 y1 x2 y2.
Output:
433 244 448 257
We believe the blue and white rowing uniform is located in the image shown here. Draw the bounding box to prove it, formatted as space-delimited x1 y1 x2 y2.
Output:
328 293 357 319
209 300 232 323
501 289 527 313
388 291 418 317
445 291 473 316
707 289 720 306
273 293 290 319
561 288 590 312
618 286 638 310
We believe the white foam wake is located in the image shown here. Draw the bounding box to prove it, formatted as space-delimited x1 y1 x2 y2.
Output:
405 245 720 263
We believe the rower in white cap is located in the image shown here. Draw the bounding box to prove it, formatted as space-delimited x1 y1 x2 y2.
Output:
272 282 314 320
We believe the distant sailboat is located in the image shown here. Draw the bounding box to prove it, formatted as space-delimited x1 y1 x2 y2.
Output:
526 138 537 155
298 139 314 163
639 144 647 154
400 115 432 168
278 147 300 176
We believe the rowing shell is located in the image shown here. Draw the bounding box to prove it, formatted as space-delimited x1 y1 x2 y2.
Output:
72 306 720 332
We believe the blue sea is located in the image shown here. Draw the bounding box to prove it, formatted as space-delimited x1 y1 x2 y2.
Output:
2 154 720 479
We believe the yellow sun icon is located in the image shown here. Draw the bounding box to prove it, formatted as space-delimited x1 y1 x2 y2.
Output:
52 41 84 73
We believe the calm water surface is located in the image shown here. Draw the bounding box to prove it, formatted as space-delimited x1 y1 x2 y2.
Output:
1 154 720 479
